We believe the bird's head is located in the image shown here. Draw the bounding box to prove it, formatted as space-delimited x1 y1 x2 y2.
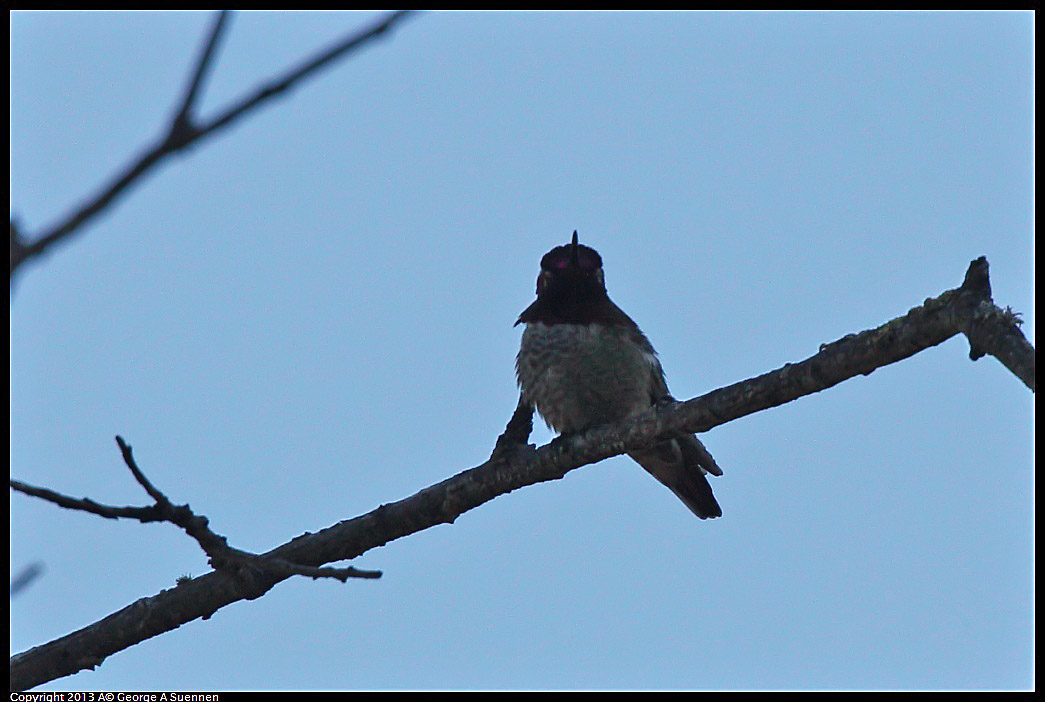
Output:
535 230 605 298
516 231 622 326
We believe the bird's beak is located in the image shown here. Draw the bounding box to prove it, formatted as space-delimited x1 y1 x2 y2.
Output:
570 230 580 267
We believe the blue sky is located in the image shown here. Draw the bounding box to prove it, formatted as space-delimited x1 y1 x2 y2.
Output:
10 11 1033 691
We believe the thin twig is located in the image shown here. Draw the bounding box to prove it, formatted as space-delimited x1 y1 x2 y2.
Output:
114 435 172 507
113 435 382 583
10 10 420 280
255 557 382 582
10 219 26 277
10 563 45 598
194 10 417 141
170 10 231 137
9 479 167 522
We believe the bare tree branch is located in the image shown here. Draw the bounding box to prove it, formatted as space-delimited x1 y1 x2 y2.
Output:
10 563 45 598
9 257 1033 691
9 479 168 522
9 10 420 281
10 438 382 591
114 435 383 582
956 259 1034 389
169 10 231 138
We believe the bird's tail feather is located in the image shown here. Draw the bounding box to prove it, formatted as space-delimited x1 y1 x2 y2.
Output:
628 434 723 519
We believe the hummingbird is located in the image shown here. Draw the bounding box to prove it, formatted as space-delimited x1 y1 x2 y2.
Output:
514 231 723 519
